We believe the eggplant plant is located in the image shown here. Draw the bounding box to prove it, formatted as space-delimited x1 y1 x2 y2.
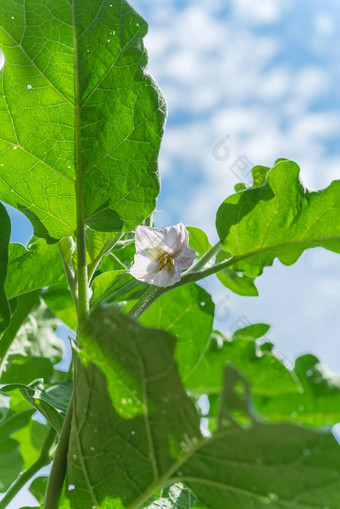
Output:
0 1 340 508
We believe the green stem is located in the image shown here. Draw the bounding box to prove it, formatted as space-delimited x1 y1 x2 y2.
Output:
128 286 165 319
44 3 89 507
186 241 221 273
0 427 57 509
72 0 88 325
58 241 78 310
44 397 74 509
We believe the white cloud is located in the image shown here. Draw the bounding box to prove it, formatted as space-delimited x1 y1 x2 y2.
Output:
230 0 291 24
314 12 336 36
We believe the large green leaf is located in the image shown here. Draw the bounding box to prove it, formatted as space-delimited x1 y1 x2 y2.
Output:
66 308 340 508
216 159 340 278
0 202 11 333
67 307 201 508
180 422 340 508
0 0 166 241
195 330 340 429
139 284 215 384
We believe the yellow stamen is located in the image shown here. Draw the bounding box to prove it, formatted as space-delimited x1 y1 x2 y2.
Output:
158 252 175 272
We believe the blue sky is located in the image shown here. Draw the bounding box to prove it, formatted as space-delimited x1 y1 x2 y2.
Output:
3 0 340 507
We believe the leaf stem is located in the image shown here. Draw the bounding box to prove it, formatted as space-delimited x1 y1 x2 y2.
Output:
128 286 165 319
72 0 88 325
44 397 74 509
0 426 57 509
186 241 221 273
58 240 78 310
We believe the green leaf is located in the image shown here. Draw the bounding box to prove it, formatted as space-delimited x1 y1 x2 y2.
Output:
256 353 340 427
67 307 201 507
139 284 214 384
0 202 11 332
198 330 340 429
0 392 40 491
1 381 72 433
6 240 65 299
0 0 166 241
187 227 212 259
99 241 136 272
85 228 125 279
215 251 258 297
0 290 40 372
66 308 340 508
29 476 48 505
183 328 298 397
91 272 147 307
90 270 127 306
180 422 340 508
216 159 340 278
0 438 23 492
12 420 49 469
43 284 78 331
1 301 63 384
250 164 271 189
0 404 34 440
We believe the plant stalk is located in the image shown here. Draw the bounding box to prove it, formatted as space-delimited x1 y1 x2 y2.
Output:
186 240 221 273
128 286 165 319
44 2 89 507
44 398 74 509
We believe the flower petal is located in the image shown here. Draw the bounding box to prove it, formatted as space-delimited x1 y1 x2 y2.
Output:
163 222 189 255
149 266 182 287
135 225 165 252
175 246 196 270
130 254 159 282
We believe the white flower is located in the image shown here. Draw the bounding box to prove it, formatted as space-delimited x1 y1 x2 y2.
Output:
130 222 196 287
